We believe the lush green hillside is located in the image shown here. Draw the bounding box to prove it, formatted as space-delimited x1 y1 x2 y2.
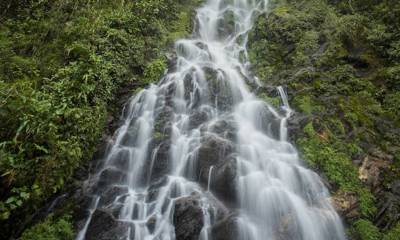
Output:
0 0 199 238
249 0 400 239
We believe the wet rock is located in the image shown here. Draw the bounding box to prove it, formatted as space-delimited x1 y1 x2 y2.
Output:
197 134 235 182
183 70 200 105
204 67 236 111
211 214 238 240
217 10 235 38
211 158 237 205
146 176 170 202
147 140 172 183
259 109 283 140
166 52 177 72
173 196 204 240
98 168 127 186
153 105 174 140
84 210 130 240
95 168 127 191
146 216 157 233
287 112 310 142
107 148 131 170
164 82 177 106
98 186 129 207
189 109 210 129
195 41 209 51
255 84 279 97
119 125 139 147
207 119 236 141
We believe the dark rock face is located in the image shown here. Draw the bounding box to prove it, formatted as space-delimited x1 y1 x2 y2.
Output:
147 140 172 183
166 52 178 72
259 107 283 140
196 134 236 199
197 134 234 174
286 112 310 142
217 10 235 39
98 186 129 208
203 67 236 111
173 196 205 240
206 119 237 142
189 109 210 130
85 210 130 240
211 215 238 240
211 158 237 204
173 195 230 240
93 168 127 193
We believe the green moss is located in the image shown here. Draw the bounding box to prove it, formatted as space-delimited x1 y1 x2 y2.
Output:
297 132 358 190
353 219 382 240
259 93 281 108
143 57 167 84
383 223 400 240
20 215 73 240
384 92 400 122
165 3 197 44
294 95 313 114
358 188 377 218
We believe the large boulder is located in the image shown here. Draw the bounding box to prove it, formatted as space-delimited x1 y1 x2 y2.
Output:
173 196 205 240
196 133 235 183
174 194 229 240
211 158 237 205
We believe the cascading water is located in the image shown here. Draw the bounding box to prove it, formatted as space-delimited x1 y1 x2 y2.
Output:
76 0 347 239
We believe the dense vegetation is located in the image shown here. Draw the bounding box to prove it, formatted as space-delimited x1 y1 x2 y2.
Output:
0 0 199 238
249 0 399 239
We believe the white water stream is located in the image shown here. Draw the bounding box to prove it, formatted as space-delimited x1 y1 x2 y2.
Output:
76 0 347 239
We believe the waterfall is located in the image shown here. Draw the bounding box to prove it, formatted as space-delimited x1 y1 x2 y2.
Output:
76 0 347 239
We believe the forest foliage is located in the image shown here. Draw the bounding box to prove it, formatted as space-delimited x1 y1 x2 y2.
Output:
0 0 199 238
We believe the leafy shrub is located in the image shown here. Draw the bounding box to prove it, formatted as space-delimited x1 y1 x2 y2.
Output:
20 215 73 240
353 220 381 240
